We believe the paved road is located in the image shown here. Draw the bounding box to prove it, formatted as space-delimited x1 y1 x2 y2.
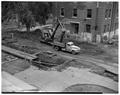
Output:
2 71 38 92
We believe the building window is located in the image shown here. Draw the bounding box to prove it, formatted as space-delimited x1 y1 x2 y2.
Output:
86 24 91 33
116 8 118 18
60 7 64 17
107 24 110 31
73 8 77 17
108 9 111 18
105 9 108 18
87 9 92 18
115 23 118 29
71 23 79 34
116 8 118 17
104 25 106 33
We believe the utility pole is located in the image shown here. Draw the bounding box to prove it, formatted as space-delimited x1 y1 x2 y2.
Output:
94 2 99 42
109 3 114 40
56 2 58 18
109 2 117 39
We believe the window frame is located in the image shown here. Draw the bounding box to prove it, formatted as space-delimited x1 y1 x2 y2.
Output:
108 9 111 18
107 24 110 31
72 8 78 18
86 24 91 33
87 9 92 18
60 7 65 17
105 9 108 19
104 25 106 33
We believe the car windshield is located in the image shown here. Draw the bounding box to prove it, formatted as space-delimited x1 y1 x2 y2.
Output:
67 43 74 46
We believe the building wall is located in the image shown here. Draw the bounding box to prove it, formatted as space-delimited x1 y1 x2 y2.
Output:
52 2 118 42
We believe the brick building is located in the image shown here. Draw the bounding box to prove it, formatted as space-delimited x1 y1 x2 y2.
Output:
52 2 118 42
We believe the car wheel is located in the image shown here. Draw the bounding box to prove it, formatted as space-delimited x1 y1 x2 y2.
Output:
54 46 60 51
71 50 76 55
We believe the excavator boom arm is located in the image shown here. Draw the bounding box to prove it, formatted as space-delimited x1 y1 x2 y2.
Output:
50 19 64 41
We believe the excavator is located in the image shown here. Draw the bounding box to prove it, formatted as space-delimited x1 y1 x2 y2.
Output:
40 18 80 54
40 18 63 44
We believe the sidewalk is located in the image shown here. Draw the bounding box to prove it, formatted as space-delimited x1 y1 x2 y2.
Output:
2 71 38 92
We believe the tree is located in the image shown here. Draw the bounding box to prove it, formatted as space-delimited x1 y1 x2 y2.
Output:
2 2 52 32
16 3 35 32
2 2 17 22
29 2 52 24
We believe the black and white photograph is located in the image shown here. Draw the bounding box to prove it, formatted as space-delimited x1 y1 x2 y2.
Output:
1 1 118 93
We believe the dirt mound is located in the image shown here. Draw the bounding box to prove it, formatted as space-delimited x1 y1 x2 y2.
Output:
36 52 67 65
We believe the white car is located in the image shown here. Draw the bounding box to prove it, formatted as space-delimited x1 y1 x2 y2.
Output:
66 42 81 54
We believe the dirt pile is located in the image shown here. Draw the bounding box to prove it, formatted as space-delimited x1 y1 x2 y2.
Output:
33 52 106 76
35 51 67 65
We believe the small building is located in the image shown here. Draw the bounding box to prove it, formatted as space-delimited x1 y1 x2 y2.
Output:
52 2 118 42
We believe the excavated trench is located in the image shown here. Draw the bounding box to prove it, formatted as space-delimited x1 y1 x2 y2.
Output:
2 50 118 82
2 34 118 82
32 52 118 82
92 70 118 82
2 52 118 93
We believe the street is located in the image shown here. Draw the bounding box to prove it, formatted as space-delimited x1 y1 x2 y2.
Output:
2 1 118 93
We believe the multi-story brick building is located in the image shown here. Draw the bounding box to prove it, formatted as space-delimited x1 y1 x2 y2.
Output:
52 2 118 42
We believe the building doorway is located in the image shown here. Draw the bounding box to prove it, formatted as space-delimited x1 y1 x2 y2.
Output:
71 23 79 34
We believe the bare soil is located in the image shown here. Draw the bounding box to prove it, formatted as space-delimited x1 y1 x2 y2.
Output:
2 22 118 93
3 30 118 64
2 31 118 81
2 52 30 75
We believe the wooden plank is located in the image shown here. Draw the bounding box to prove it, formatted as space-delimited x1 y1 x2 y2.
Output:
2 58 18 64
2 45 37 60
